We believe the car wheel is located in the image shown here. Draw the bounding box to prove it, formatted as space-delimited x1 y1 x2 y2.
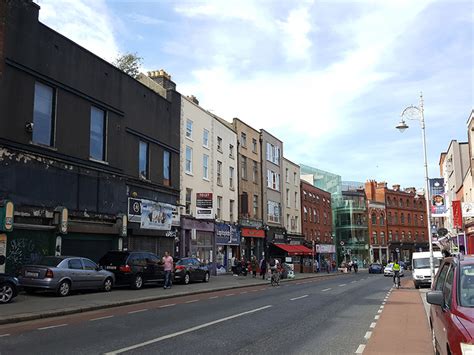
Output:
103 278 113 292
0 283 14 304
131 274 143 290
57 280 71 297
184 273 190 285
203 272 210 282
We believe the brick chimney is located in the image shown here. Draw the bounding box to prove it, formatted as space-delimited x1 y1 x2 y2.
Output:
392 184 400 192
365 180 376 201
148 69 176 91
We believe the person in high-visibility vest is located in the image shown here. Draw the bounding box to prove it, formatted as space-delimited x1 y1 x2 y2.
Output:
392 260 401 287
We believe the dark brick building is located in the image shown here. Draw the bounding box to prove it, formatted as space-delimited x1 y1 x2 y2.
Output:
0 1 180 273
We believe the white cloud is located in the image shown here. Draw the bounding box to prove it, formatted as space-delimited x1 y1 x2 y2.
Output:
128 13 164 26
35 0 119 62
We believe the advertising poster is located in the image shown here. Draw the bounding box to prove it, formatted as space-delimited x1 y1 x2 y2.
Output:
128 198 174 230
452 200 463 229
462 202 474 218
196 193 213 219
429 178 447 217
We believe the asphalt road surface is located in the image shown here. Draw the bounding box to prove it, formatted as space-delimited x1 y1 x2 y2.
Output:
0 272 394 355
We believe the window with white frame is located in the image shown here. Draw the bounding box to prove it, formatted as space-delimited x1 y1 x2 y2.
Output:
294 172 297 186
185 188 192 215
252 138 257 153
203 154 209 179
33 82 55 147
286 188 290 207
217 196 222 219
253 195 258 217
266 142 280 165
230 199 234 221
285 168 289 183
252 160 258 182
266 170 280 191
294 192 298 207
186 119 193 139
229 144 234 158
267 200 281 223
217 161 222 185
217 136 222 152
185 146 193 173
241 156 248 179
241 132 247 147
202 129 209 147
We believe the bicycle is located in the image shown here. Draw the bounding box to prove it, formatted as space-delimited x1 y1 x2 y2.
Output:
271 269 280 286
393 271 401 289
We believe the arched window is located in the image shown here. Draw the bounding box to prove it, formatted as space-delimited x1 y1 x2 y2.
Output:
399 198 403 207
401 231 405 241
420 214 424 225
407 214 411 225
415 232 419 242
414 214 418 226
401 213 405 224
309 208 312 222
388 212 392 224
395 231 399 241
304 206 308 222
394 213 398 224
380 213 385 226
371 213 377 225
408 231 412 240
387 197 391 206
389 231 393 241
380 232 385 245
372 231 378 245
406 198 410 207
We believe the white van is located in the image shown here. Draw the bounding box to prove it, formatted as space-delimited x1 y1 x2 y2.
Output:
412 251 443 289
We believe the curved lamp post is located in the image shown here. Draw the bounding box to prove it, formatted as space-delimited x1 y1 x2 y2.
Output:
396 92 435 284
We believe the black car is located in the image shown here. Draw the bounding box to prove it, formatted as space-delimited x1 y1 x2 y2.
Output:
368 263 383 274
99 251 165 290
174 258 210 285
0 273 20 304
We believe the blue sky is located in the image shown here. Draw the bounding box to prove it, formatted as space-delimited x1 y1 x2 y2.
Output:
35 0 473 190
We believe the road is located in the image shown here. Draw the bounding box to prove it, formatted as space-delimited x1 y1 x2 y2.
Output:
0 272 394 355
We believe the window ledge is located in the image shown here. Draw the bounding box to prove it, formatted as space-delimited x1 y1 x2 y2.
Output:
203 145 210 150
203 177 210 182
185 171 194 176
89 157 109 165
30 141 58 151
185 136 194 142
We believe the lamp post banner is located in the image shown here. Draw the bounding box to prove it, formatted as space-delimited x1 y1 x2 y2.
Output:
429 178 447 217
453 200 463 229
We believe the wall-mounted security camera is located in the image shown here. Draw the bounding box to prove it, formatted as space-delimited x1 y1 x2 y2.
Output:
25 122 34 133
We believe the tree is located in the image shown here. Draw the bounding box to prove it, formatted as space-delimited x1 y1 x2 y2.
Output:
113 52 143 78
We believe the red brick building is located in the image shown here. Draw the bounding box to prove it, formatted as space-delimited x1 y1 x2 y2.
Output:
365 181 429 264
300 180 333 244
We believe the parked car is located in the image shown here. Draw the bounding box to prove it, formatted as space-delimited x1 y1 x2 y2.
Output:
18 256 115 297
383 263 404 277
99 251 165 289
174 257 210 284
0 274 20 304
368 263 383 274
427 255 474 355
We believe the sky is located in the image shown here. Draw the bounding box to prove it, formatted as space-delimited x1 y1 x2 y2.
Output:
34 0 473 190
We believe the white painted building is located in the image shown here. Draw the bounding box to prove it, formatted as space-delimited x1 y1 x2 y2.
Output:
282 158 301 234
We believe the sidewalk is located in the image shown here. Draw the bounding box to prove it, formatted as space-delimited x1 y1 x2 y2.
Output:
0 271 344 325
363 277 433 355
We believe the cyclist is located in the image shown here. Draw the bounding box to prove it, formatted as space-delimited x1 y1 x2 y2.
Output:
392 260 401 288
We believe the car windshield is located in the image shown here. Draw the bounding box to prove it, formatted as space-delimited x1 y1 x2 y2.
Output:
99 252 128 265
38 256 63 267
460 265 474 307
413 257 441 269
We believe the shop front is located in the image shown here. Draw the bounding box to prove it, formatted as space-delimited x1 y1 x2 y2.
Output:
240 227 265 261
269 243 313 273
180 216 215 273
215 223 240 274
316 244 336 272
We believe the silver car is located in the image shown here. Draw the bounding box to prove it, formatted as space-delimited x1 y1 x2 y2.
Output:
18 256 115 297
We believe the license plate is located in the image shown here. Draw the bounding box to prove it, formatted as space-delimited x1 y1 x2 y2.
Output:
25 271 39 278
105 266 117 270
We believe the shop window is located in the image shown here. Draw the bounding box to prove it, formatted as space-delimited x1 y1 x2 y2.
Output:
90 106 106 161
163 150 171 186
371 213 377 225
33 82 56 146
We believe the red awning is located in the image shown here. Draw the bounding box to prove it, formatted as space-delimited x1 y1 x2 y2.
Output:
274 243 313 256
241 228 265 238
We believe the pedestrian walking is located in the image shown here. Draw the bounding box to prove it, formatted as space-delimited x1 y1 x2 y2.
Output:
162 251 174 289
251 256 258 278
259 257 267 280
315 259 319 273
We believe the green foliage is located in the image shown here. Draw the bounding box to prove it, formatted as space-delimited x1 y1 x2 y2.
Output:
113 52 143 78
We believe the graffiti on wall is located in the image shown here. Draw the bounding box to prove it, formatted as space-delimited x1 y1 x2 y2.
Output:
6 238 49 274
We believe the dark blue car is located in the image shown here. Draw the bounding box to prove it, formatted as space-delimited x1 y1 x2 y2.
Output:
368 263 383 274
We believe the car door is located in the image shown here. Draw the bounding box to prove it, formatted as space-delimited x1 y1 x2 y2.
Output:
438 264 456 354
82 258 102 289
431 262 451 354
144 253 162 282
194 258 206 280
67 258 86 289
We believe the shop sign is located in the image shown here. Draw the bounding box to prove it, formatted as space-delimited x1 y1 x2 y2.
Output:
127 198 174 231
241 228 265 238
196 193 213 219
215 223 239 245
429 178 448 217
462 202 474 218
274 233 285 241
316 244 336 253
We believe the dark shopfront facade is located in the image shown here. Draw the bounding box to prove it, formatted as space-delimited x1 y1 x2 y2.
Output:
239 219 265 261
215 223 240 274
180 217 215 273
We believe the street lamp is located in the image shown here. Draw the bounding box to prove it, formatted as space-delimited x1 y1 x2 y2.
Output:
396 92 435 284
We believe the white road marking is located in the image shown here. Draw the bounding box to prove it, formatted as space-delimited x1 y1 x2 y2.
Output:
339 284 347 287
377 309 383 314
290 295 308 301
370 322 376 328
185 300 199 304
159 304 176 308
37 324 68 330
374 315 380 320
90 315 114 322
322 288 331 292
351 280 357 283
209 296 218 299
104 305 273 355
382 302 386 305
225 293 235 297
355 344 366 354
364 331 372 340
240 291 248 294
0 334 11 337
380 305 384 309
128 309 148 314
